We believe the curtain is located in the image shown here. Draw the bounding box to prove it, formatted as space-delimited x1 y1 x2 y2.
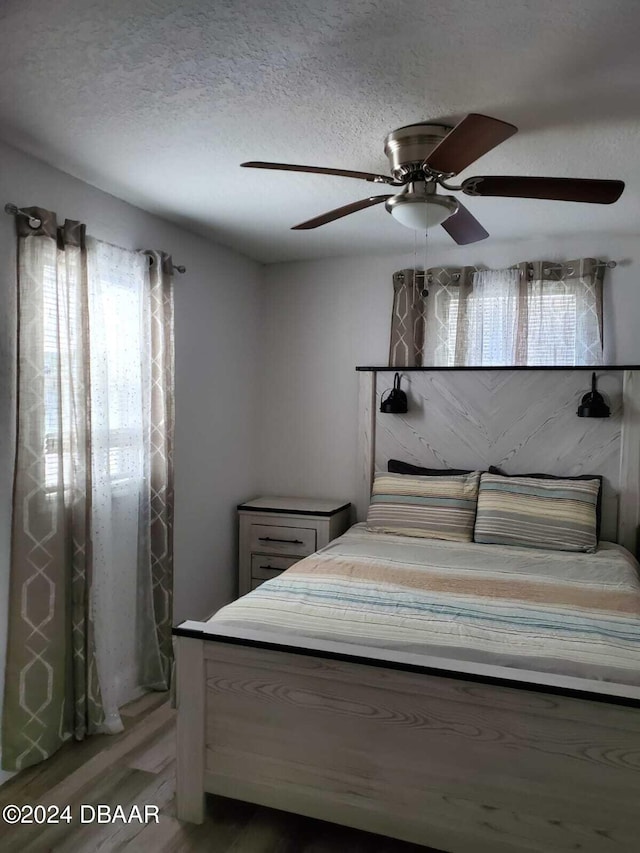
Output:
456 267 528 365
88 244 175 728
2 209 105 769
2 211 175 771
389 259 604 367
87 239 149 733
389 266 477 366
138 250 175 691
525 259 604 366
388 269 427 366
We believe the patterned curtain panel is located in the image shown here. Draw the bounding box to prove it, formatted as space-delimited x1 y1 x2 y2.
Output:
2 209 105 770
388 269 427 366
390 259 604 367
138 251 175 690
389 266 477 366
424 266 477 366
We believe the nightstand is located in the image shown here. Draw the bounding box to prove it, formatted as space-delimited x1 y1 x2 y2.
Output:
237 497 352 595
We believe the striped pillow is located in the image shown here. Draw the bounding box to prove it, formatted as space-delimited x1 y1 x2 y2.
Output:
366 471 481 542
474 473 600 553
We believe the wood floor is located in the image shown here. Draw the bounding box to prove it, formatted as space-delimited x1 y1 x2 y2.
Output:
0 693 439 852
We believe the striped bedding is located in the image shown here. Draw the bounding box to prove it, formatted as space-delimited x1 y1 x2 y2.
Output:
208 524 640 688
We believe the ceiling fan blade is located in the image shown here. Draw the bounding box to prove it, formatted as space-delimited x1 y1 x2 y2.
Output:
441 202 489 245
291 196 393 230
241 161 394 184
461 175 625 204
425 114 518 175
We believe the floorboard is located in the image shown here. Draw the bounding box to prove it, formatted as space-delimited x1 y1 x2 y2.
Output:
0 695 439 852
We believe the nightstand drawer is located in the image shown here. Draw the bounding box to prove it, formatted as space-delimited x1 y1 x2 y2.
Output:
249 524 316 556
252 568 282 584
251 555 299 577
238 497 351 596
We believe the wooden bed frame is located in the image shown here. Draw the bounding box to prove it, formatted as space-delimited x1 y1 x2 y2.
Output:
174 629 640 851
174 367 640 852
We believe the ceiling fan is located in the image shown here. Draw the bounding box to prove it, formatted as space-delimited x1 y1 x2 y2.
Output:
241 114 625 244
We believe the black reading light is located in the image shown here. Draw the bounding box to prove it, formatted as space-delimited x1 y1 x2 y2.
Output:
577 372 611 418
380 373 408 414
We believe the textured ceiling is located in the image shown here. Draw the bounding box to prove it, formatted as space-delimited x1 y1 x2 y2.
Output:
0 0 639 263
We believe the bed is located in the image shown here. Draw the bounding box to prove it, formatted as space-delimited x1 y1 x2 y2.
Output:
174 368 640 852
194 524 640 689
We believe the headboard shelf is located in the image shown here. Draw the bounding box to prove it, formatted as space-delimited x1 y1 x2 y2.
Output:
356 365 640 372
357 367 640 555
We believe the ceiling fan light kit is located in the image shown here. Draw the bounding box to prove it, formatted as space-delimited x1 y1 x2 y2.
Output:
385 183 458 231
242 113 625 244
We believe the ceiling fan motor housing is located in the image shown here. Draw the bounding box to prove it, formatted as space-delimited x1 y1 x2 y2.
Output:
383 123 452 181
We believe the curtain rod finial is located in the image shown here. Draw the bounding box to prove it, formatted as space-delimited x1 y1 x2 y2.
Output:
5 202 42 228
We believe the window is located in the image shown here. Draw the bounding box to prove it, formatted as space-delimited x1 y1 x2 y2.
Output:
43 258 64 488
525 287 577 365
430 267 602 367
43 241 147 491
91 273 145 489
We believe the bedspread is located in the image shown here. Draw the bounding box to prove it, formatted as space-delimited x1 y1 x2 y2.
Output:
208 524 640 687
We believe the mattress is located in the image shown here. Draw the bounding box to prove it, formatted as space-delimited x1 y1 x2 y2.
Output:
203 523 640 691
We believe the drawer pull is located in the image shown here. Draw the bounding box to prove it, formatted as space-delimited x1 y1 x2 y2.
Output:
258 536 303 545
260 565 279 570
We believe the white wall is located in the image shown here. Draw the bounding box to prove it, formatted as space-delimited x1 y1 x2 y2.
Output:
0 140 262 778
258 235 640 513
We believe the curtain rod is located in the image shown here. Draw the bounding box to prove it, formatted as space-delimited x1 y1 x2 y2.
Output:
4 203 186 274
405 260 617 283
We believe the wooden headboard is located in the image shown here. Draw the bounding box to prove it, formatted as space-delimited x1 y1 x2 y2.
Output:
357 368 640 553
